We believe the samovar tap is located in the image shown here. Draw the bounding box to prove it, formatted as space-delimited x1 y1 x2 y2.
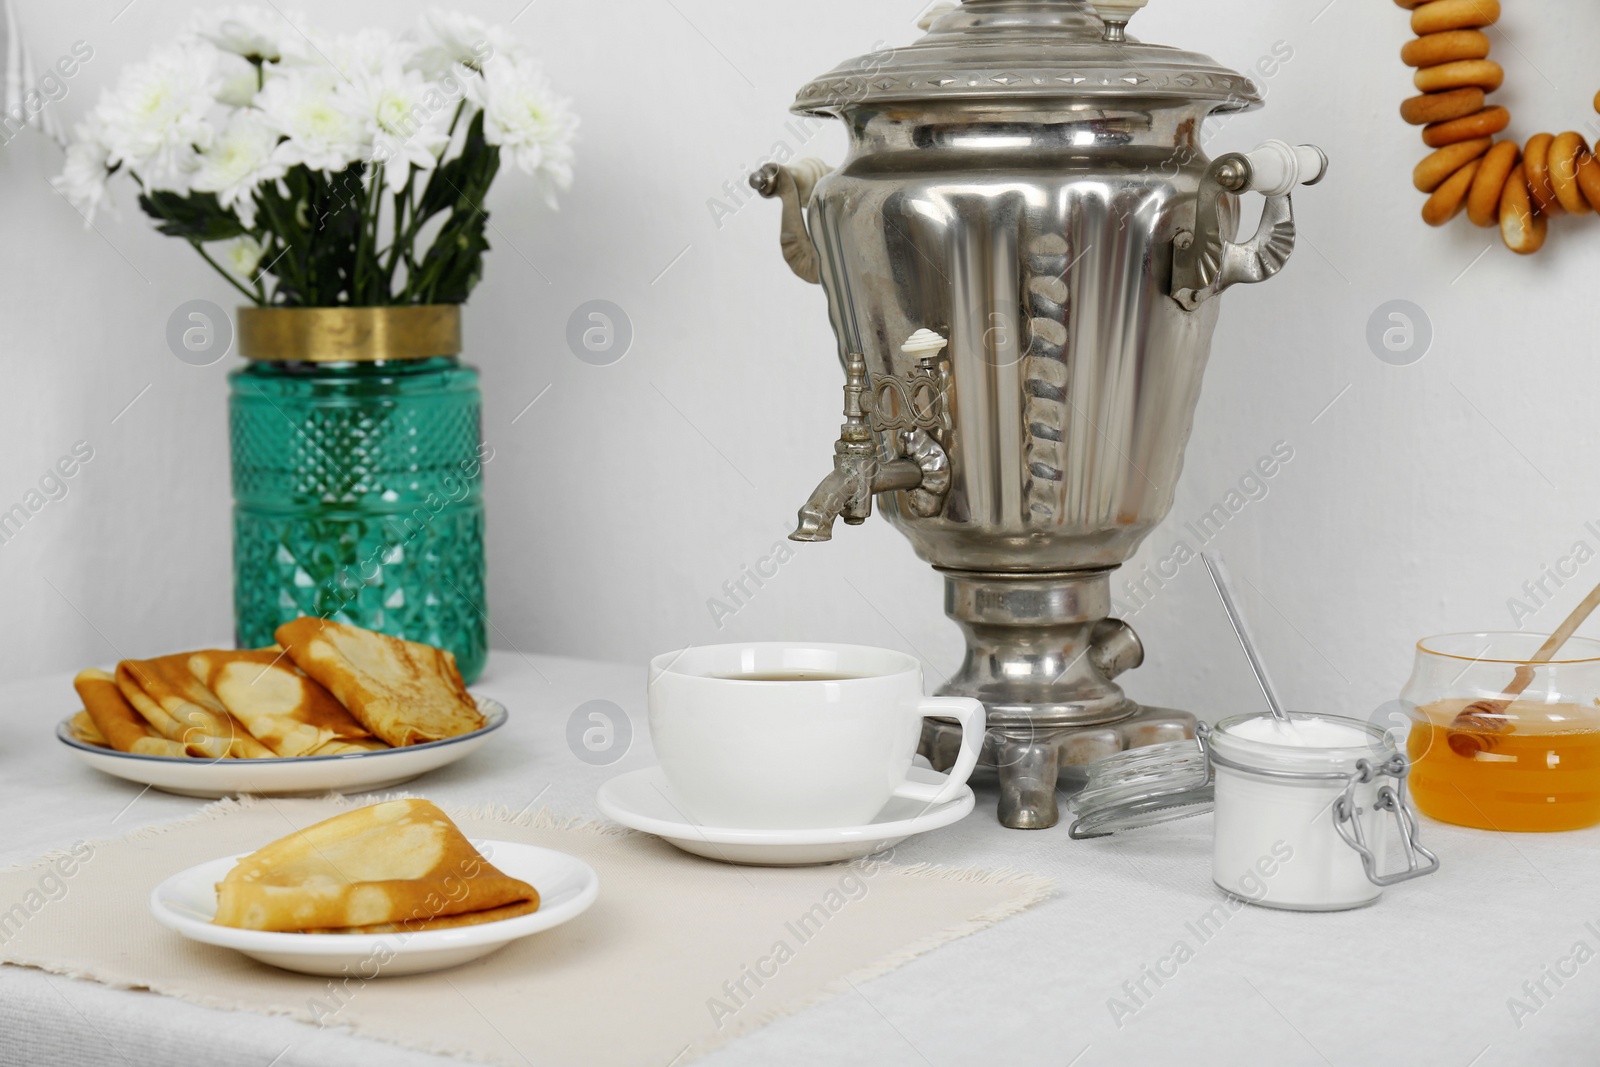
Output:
790 333 953 543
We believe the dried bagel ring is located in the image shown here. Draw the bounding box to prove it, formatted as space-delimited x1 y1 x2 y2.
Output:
1523 133 1561 215
1577 151 1600 213
1423 106 1510 148
1415 60 1504 92
1548 132 1593 215
1412 0 1501 35
1401 87 1486 125
1423 159 1483 225
1467 140 1520 227
1499 162 1547 255
1414 136 1493 192
1402 30 1492 68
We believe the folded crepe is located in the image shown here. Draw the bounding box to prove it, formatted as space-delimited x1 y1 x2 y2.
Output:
275 618 484 747
116 655 273 759
309 738 390 755
74 669 190 757
212 799 538 933
69 710 106 746
189 650 373 758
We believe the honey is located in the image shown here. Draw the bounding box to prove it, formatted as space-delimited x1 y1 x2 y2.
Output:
1407 699 1600 832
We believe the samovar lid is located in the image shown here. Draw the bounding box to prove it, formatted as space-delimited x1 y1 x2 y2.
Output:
793 0 1261 117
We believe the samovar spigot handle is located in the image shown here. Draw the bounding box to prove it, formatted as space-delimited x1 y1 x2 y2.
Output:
790 333 953 543
791 354 880 542
1172 139 1329 311
749 158 832 285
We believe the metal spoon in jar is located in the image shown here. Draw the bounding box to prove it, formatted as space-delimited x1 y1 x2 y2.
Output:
1201 552 1291 724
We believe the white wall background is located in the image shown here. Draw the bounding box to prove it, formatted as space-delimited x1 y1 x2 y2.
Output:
3 0 1599 726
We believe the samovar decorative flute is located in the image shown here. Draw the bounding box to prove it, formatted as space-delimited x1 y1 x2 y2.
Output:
753 0 1326 829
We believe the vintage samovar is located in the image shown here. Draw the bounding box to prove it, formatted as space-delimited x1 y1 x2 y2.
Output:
752 0 1326 829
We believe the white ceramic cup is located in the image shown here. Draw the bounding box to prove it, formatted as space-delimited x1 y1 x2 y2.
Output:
647 642 986 830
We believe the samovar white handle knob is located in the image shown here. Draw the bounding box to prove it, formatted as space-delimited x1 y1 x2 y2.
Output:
901 328 948 361
916 2 957 32
1089 0 1149 41
1237 140 1329 197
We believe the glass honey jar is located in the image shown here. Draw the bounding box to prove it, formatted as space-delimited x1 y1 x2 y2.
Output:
1401 633 1600 832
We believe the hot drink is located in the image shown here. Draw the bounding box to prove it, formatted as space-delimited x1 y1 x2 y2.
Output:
709 671 867 682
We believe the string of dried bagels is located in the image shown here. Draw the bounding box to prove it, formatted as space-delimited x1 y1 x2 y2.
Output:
1394 0 1600 254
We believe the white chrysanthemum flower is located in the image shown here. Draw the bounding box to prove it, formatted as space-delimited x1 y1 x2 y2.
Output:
215 52 266 108
93 43 218 190
318 28 416 81
479 56 577 206
190 5 291 63
220 234 267 279
352 61 452 192
410 9 515 76
256 66 369 172
191 111 284 226
52 118 115 225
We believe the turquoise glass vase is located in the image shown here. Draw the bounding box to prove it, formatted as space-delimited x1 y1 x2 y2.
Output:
228 351 488 683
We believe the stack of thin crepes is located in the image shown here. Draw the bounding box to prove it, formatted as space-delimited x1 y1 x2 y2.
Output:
213 799 540 933
68 619 487 759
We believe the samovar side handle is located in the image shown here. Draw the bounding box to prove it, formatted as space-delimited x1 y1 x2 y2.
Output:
1172 140 1328 311
749 158 832 284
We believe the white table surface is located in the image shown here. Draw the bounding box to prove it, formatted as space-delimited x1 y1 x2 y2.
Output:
4 651 1598 1067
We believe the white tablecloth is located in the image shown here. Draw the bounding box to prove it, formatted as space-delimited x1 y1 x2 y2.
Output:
3 652 1597 1067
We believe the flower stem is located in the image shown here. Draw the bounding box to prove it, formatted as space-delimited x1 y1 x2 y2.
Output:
255 193 304 302
366 171 384 301
354 167 379 303
383 170 415 290
190 240 263 305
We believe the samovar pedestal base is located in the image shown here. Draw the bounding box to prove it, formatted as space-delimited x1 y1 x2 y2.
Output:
917 569 1196 829
920 706 1197 829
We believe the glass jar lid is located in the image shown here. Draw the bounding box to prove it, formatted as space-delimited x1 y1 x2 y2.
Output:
1067 737 1213 838
1068 713 1398 837
793 0 1261 117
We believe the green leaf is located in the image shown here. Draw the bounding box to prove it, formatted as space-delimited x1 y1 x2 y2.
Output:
138 190 247 242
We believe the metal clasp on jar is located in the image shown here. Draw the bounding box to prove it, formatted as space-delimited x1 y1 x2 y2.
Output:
1331 755 1442 888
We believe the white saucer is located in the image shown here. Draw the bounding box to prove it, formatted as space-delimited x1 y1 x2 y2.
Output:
150 839 598 977
596 766 975 866
58 698 507 798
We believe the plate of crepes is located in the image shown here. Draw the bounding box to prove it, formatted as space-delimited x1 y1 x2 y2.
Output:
151 799 599 976
59 618 506 797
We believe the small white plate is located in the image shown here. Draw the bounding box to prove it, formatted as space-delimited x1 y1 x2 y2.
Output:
596 766 974 867
58 698 507 798
150 839 598 977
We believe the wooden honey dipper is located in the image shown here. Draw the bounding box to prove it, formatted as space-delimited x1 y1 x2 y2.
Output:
1447 576 1600 757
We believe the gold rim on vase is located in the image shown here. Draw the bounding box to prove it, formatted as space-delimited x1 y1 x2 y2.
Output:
237 305 461 362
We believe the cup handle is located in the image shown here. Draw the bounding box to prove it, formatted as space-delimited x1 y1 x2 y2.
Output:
892 696 986 806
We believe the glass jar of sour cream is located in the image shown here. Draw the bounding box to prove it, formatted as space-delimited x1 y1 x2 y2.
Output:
1206 712 1439 911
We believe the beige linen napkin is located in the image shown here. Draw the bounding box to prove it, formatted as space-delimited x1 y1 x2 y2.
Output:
0 796 1050 1066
